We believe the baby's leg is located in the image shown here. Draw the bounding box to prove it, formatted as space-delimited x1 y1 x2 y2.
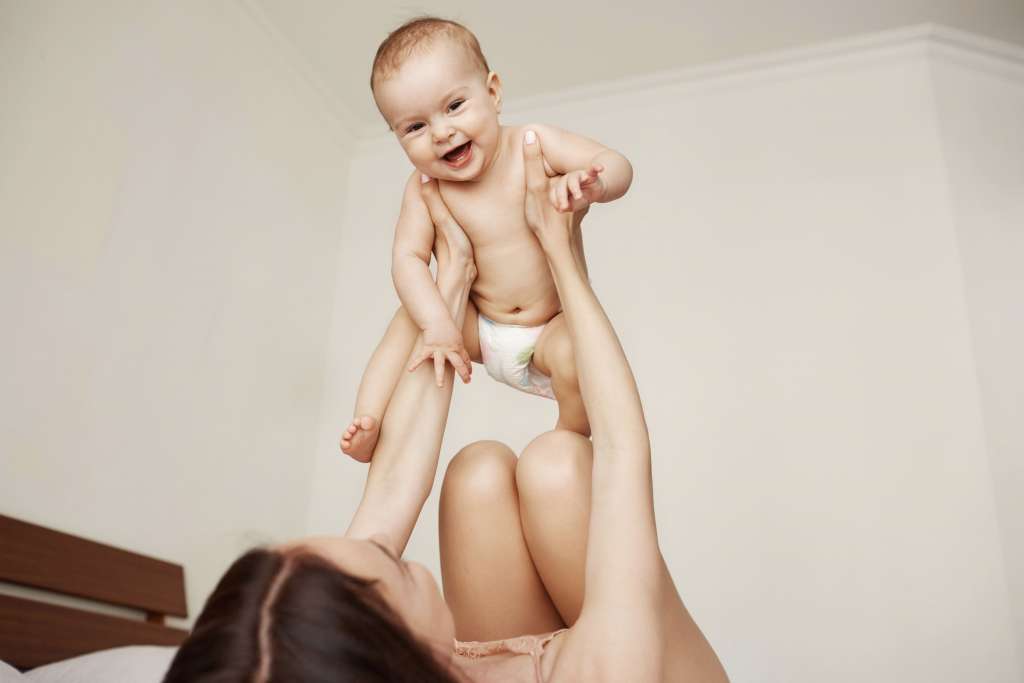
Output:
342 299 481 462
341 306 418 462
532 313 591 437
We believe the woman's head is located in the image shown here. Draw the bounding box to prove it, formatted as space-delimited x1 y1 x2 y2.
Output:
163 536 458 682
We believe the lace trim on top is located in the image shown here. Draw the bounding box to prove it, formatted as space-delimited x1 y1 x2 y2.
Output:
454 629 569 682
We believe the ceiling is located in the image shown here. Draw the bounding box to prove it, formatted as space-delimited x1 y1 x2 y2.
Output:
252 0 1024 131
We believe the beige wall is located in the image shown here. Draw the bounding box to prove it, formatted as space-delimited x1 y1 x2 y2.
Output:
0 1 350 623
307 34 1021 682
931 45 1024 669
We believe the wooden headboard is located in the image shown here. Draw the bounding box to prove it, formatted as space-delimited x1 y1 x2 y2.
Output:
0 514 189 669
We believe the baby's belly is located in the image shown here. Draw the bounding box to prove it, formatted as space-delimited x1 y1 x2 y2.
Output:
470 256 561 326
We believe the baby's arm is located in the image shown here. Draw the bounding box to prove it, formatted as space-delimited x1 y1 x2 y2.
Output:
392 172 471 386
529 123 633 212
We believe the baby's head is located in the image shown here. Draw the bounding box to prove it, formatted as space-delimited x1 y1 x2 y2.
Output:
371 17 503 182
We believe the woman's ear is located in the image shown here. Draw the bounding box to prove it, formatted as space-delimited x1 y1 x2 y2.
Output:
487 71 503 113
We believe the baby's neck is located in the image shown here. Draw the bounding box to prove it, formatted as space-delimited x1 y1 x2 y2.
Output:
477 124 513 180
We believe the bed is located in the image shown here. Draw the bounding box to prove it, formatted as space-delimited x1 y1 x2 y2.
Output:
0 514 188 681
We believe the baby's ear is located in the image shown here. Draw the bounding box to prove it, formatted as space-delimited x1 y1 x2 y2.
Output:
487 71 503 110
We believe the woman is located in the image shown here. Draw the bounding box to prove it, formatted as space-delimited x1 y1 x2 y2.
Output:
164 132 729 682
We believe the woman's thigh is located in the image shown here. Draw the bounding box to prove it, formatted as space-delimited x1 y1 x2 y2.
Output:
439 440 564 641
515 430 592 626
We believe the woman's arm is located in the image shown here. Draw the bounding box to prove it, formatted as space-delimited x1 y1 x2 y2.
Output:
346 178 476 554
524 127 659 607
522 131 726 683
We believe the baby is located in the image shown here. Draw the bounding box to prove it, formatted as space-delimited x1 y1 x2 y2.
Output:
341 17 632 461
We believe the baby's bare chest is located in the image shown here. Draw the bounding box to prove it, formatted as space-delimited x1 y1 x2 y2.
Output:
438 170 533 252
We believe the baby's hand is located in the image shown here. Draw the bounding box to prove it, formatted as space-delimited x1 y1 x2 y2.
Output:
549 164 605 213
408 320 472 387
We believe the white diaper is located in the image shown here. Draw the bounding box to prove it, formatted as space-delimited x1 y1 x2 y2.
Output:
476 314 555 400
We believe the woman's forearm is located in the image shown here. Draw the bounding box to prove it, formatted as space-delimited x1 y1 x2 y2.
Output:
545 237 649 456
346 255 474 551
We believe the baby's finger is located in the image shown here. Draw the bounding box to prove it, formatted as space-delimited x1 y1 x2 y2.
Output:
558 177 570 211
407 348 430 373
434 352 445 388
568 173 583 200
447 351 471 383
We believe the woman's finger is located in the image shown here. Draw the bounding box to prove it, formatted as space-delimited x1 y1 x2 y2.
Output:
522 130 548 195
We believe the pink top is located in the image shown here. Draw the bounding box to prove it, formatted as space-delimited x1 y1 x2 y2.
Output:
454 629 569 682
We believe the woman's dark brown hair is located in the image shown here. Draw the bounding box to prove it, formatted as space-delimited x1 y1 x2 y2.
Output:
163 548 461 682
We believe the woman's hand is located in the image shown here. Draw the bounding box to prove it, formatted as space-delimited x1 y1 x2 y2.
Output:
523 130 577 253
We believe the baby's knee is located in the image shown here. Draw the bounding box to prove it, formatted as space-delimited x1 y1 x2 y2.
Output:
544 335 578 383
516 430 592 499
443 440 517 502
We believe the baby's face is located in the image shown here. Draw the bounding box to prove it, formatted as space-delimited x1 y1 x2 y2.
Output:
374 40 501 182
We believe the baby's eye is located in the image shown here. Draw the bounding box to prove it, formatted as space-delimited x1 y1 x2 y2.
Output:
448 99 465 112
405 122 424 134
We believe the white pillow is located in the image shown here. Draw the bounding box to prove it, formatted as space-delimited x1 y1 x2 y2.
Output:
0 659 23 682
23 646 177 683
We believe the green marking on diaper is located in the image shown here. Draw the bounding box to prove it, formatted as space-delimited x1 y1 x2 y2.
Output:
516 346 535 366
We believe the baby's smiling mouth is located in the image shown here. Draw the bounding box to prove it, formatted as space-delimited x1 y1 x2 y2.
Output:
443 141 472 163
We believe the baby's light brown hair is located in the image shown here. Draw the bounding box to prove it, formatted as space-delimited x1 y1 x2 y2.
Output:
370 16 490 92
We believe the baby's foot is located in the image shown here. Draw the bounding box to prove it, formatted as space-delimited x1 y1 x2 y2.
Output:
340 416 380 463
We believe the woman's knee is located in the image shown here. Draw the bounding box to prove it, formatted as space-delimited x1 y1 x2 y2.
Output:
442 440 517 504
515 430 592 500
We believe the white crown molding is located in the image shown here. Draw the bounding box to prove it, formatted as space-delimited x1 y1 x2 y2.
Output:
927 24 1024 67
926 25 1024 83
356 23 1024 140
234 0 360 148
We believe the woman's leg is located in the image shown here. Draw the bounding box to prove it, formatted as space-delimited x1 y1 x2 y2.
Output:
515 430 592 625
439 440 564 641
